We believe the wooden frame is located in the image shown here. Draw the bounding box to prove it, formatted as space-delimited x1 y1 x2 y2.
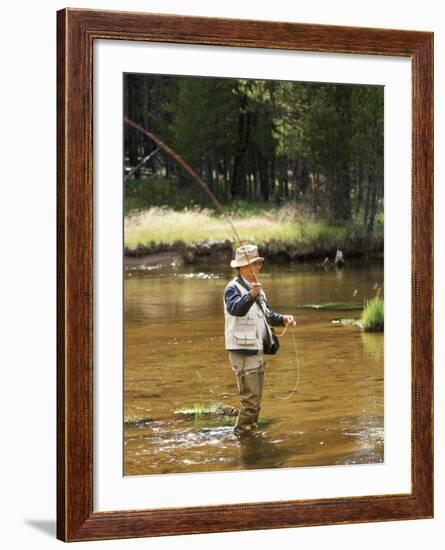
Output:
57 8 433 542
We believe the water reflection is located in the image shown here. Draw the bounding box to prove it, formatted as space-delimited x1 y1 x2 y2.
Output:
237 431 296 469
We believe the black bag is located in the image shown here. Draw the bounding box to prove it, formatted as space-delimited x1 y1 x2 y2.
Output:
263 326 280 355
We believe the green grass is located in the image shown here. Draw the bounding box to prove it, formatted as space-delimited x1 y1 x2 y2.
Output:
193 402 206 419
125 206 297 247
174 402 236 427
124 176 383 253
361 296 384 332
124 204 376 252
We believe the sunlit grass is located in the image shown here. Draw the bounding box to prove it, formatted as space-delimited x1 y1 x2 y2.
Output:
124 205 358 250
193 402 206 419
361 297 384 332
175 402 234 417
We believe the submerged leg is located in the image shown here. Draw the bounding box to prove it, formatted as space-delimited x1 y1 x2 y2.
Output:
228 352 265 436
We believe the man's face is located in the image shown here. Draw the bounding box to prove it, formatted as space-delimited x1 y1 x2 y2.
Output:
241 260 262 279
250 260 263 275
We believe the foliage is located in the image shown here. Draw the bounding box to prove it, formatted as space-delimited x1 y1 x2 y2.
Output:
124 176 209 214
170 77 238 166
124 74 384 254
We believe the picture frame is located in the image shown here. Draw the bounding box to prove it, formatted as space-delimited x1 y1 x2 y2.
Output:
57 8 433 542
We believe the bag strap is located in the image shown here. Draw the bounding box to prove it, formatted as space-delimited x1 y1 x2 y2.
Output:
235 275 275 336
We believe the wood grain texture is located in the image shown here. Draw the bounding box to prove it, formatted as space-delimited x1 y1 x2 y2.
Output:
56 8 67 542
57 8 434 542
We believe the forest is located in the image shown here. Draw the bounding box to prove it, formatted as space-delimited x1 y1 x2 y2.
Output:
124 73 383 256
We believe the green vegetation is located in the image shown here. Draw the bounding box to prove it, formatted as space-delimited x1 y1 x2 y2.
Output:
124 204 383 252
125 177 200 214
124 412 153 425
175 402 236 419
192 402 206 419
125 74 384 255
175 402 272 429
125 206 296 247
361 297 384 332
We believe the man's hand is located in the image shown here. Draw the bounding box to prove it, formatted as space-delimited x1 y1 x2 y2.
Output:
250 282 263 299
283 315 296 327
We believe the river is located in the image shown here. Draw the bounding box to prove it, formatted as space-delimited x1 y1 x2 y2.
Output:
124 258 383 476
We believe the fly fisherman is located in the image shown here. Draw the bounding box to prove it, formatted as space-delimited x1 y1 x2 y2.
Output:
224 244 296 437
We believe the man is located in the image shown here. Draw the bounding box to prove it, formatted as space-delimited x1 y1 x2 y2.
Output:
224 244 296 437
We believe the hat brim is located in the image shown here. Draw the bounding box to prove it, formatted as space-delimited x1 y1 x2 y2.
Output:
230 257 264 268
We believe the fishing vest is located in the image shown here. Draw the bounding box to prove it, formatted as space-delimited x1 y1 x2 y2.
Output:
224 278 269 352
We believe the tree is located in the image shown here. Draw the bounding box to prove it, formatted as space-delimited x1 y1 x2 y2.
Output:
169 77 238 198
124 74 384 251
350 86 384 248
273 82 354 220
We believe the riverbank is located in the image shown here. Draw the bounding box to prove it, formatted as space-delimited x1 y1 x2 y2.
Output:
124 206 383 265
124 237 383 267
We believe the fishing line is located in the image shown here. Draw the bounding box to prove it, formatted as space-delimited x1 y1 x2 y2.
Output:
264 326 300 400
124 117 301 399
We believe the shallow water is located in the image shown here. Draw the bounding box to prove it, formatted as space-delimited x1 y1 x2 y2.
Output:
124 259 383 476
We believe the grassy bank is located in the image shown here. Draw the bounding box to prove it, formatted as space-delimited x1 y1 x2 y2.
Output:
124 204 383 257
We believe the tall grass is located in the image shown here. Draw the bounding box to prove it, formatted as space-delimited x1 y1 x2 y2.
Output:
361 297 384 332
124 205 365 251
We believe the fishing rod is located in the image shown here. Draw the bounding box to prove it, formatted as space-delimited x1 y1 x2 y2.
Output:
124 117 245 252
124 116 300 399
124 118 272 300
125 119 279 293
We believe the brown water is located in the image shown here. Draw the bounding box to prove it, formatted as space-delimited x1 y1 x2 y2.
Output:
124 259 383 476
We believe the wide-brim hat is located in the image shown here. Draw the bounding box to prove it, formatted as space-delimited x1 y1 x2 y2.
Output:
230 244 264 268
